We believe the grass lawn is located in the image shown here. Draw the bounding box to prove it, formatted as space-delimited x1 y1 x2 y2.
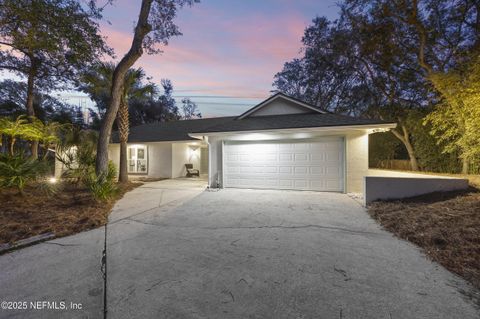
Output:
0 182 141 245
368 187 480 290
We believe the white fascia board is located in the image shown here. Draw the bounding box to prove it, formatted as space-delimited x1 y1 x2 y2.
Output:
188 122 397 139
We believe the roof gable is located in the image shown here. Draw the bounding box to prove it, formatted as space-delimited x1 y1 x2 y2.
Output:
237 93 325 119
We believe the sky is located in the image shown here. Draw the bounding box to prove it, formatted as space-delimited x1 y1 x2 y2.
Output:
1 0 341 117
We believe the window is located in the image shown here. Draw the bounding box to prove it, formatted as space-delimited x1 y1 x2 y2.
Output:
127 145 148 174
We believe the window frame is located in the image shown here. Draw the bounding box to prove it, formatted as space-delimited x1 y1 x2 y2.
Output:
127 145 148 175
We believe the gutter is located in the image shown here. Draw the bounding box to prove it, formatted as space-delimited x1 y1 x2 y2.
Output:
188 122 397 139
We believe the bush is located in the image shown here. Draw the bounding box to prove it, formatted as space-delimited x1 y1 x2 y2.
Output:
369 132 405 168
0 154 48 194
83 161 118 202
36 179 63 197
411 121 462 173
56 129 120 202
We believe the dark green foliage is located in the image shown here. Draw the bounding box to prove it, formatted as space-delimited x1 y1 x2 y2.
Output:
84 161 118 202
36 178 63 197
0 0 112 91
410 122 461 173
56 128 118 201
56 128 98 184
369 133 404 168
78 63 183 126
0 153 48 193
274 0 480 173
0 80 78 123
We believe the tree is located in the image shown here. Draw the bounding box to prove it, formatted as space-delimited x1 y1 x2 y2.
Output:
181 98 201 119
424 58 480 172
80 62 157 182
0 0 111 158
273 14 428 170
273 17 361 114
275 1 480 172
30 117 68 159
344 0 480 173
0 80 78 123
0 115 52 155
128 79 182 125
0 115 31 155
95 0 197 176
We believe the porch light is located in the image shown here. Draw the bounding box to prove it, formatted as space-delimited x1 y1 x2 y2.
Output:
188 145 200 158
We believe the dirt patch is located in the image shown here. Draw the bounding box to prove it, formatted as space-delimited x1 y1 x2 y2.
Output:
0 182 142 244
368 188 480 290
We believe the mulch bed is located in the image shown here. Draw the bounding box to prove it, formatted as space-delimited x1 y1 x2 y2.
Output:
368 188 480 290
0 182 141 245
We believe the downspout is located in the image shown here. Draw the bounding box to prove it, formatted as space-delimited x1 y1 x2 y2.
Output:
204 136 212 189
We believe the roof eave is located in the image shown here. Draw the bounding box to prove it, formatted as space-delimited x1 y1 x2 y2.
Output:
188 122 397 138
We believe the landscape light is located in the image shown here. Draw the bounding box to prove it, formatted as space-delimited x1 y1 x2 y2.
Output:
48 177 57 184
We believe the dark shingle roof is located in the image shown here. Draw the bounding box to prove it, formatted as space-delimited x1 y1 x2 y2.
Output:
190 113 393 134
111 116 235 143
111 113 392 143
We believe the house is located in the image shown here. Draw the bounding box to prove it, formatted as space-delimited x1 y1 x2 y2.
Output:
105 93 397 193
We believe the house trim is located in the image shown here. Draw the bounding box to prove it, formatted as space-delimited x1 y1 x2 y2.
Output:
236 92 327 119
189 123 396 139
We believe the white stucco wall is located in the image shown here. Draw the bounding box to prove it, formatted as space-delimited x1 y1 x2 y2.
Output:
108 142 172 179
207 136 223 188
172 143 202 178
106 141 204 179
345 132 369 193
148 142 173 178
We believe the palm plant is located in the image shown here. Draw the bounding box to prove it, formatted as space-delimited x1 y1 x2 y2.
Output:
80 62 157 182
0 154 47 195
31 118 70 159
0 115 66 157
56 127 98 185
0 115 38 155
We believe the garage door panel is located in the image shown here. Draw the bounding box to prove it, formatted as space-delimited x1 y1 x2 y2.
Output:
294 153 308 161
278 166 293 174
279 153 294 161
224 138 344 192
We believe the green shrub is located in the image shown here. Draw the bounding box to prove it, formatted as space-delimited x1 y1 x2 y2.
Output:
0 154 48 194
84 162 118 202
36 179 63 197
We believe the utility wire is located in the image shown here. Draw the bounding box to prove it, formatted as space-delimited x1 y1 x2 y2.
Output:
57 94 263 99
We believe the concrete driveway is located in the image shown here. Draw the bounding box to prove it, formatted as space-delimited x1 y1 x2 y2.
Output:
106 179 479 318
0 178 479 318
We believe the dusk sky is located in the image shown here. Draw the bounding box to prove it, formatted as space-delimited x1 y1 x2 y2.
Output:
1 0 341 117
98 0 340 117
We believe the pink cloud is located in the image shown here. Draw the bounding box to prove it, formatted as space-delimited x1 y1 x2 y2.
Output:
98 4 308 105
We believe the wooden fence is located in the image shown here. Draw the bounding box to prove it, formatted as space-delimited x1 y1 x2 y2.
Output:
373 159 412 171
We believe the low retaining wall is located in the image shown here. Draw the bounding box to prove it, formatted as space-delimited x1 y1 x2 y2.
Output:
364 174 469 205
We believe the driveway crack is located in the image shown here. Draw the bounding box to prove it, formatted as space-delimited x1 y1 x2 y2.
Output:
124 218 383 237
101 224 108 319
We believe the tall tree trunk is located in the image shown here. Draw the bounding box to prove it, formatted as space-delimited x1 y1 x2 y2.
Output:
391 125 420 171
404 138 419 171
461 157 470 174
10 137 15 156
26 68 38 159
95 0 153 175
117 96 129 183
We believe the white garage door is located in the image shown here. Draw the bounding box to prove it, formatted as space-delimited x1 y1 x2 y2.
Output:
223 137 344 191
